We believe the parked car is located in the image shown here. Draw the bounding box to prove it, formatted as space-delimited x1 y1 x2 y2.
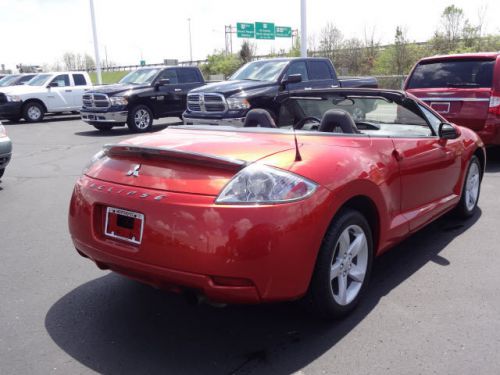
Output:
80 66 205 132
182 58 378 126
69 87 485 319
405 52 500 145
0 73 38 88
0 122 12 179
0 71 92 122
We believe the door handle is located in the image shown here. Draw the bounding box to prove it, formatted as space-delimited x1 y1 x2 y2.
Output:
65 89 72 92
392 149 403 161
174 88 182 92
304 87 312 90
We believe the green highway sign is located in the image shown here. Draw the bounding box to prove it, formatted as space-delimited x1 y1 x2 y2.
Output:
255 22 275 40
140 60 146 66
237 22 255 38
275 26 292 38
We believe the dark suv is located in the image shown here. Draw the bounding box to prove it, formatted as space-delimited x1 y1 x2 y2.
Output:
81 66 205 132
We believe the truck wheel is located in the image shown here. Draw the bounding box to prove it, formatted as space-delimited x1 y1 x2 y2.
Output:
127 105 153 133
93 124 114 131
23 101 45 123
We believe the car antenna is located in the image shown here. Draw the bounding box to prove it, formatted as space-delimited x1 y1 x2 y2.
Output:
292 125 302 162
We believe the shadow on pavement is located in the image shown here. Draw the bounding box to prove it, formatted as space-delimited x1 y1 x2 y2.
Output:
45 210 481 374
1 115 80 125
73 121 183 137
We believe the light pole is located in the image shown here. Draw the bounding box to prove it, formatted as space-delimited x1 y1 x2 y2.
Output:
188 18 193 63
89 0 102 84
300 0 307 57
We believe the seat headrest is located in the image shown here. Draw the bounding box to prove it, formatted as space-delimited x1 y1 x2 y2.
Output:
243 109 277 128
319 109 358 133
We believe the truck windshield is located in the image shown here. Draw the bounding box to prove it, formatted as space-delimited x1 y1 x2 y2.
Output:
230 61 288 82
27 74 51 86
119 69 161 84
407 59 494 89
0 75 20 87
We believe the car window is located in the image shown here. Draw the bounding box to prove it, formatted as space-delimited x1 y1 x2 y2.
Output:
285 62 309 81
157 69 178 84
72 74 87 86
19 75 35 84
177 69 199 83
407 59 494 89
308 61 331 80
419 105 442 133
51 74 70 87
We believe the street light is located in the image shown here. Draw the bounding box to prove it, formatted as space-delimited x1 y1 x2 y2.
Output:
89 0 102 84
188 18 193 63
300 0 307 57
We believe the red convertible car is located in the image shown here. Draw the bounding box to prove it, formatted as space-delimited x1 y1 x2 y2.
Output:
69 89 485 318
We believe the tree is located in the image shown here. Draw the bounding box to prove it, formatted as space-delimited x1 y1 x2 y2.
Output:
239 40 256 63
318 22 343 64
440 5 465 50
393 26 411 75
201 50 242 78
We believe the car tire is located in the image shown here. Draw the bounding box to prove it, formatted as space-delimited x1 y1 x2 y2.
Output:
0 168 4 179
306 208 373 319
127 105 153 133
93 124 114 131
454 155 481 218
22 101 45 123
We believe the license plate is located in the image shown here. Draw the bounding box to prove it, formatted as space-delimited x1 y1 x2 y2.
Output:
88 114 95 120
430 102 450 114
104 207 144 244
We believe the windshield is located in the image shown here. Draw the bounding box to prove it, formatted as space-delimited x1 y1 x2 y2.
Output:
27 74 52 86
230 60 288 82
407 59 494 89
0 75 20 87
119 68 161 84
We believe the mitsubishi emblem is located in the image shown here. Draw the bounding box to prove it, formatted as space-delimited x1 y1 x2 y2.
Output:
126 164 141 177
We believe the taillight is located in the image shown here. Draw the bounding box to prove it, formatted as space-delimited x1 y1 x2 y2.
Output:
489 93 500 116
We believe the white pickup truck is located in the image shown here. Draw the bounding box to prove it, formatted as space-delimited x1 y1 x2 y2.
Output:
0 71 92 122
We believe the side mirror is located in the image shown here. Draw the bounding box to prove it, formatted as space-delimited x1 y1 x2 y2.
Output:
439 123 459 140
154 78 170 90
47 81 59 88
281 74 302 86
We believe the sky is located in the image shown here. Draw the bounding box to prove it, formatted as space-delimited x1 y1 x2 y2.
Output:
0 0 499 71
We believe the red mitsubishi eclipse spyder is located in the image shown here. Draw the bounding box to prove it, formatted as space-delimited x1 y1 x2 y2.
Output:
69 89 485 318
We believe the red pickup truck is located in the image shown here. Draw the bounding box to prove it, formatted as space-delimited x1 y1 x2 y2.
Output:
405 52 500 145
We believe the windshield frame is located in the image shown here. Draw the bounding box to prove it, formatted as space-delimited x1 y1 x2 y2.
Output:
119 68 162 85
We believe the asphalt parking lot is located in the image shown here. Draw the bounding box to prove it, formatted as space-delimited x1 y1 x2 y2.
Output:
1 116 500 375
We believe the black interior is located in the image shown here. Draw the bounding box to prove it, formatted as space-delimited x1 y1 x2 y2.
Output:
243 109 277 128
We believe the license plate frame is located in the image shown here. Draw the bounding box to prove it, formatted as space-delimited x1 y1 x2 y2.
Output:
104 207 144 245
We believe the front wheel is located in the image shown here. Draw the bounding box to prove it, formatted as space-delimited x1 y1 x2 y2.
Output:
23 101 45 123
454 155 481 218
307 209 373 319
127 105 153 133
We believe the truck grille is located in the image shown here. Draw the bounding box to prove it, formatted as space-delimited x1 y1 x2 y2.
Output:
0 93 6 105
82 93 110 109
187 93 227 113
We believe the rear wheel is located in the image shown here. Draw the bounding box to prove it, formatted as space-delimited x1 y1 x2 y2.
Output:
23 101 45 123
93 124 114 131
127 105 153 133
454 155 481 218
307 209 373 319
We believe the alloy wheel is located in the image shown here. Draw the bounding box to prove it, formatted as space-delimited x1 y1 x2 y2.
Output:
465 162 480 211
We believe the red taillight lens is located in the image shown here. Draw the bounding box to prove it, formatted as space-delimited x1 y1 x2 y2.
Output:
489 94 500 116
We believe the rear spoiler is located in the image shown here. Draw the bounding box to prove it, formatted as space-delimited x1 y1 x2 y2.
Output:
103 144 247 171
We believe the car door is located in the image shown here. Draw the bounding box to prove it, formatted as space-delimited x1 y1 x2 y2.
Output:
389 102 462 231
70 73 90 109
175 68 203 112
153 69 181 116
282 61 311 91
306 60 336 89
46 74 72 111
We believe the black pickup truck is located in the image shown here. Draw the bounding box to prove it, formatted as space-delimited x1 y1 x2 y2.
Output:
182 58 377 126
81 66 205 132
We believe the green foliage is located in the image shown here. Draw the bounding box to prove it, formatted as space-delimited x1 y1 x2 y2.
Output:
201 50 242 79
89 71 129 85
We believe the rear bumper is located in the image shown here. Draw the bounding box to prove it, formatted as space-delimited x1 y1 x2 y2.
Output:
68 175 331 304
81 110 128 124
0 102 22 119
